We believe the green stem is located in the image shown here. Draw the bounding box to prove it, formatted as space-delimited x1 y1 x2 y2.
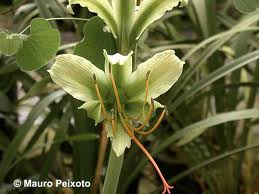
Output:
101 148 124 194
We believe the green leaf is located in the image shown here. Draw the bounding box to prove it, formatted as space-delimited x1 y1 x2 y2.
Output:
73 16 116 70
21 77 50 100
174 109 259 146
0 91 14 112
67 0 118 37
0 90 65 181
170 50 259 110
0 32 23 56
130 0 188 41
190 0 216 37
234 0 259 13
16 18 61 71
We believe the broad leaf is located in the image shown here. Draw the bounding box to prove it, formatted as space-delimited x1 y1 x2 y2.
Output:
0 32 23 56
16 18 61 71
73 16 116 70
234 0 259 13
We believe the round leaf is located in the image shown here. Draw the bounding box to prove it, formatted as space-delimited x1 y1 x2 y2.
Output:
73 16 116 70
0 32 23 56
16 18 61 71
234 0 259 13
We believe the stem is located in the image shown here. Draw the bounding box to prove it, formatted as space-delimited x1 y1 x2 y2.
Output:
101 149 124 194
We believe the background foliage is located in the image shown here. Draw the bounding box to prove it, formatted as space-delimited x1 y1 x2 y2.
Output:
0 0 259 194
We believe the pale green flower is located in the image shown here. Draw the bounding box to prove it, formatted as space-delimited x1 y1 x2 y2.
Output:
49 50 184 193
67 0 188 50
49 50 184 156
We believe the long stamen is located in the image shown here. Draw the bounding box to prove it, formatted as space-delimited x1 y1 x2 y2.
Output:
109 63 122 113
119 113 173 194
135 106 167 135
93 74 110 121
134 98 154 131
111 109 116 136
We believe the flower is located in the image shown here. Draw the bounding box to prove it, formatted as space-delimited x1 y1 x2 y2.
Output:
67 0 188 50
48 50 184 194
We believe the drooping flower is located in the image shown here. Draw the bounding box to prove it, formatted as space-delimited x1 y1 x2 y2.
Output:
48 50 184 194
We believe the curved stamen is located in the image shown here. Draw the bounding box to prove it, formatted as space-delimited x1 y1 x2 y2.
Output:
123 71 151 121
109 63 122 113
134 98 154 131
119 113 173 194
93 74 110 121
136 106 167 135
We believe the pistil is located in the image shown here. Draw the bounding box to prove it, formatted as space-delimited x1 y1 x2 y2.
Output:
119 113 174 194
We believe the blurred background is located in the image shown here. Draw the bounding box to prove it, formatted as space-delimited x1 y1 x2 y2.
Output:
0 0 259 194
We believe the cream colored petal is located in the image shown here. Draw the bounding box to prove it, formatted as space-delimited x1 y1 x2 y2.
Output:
104 50 133 88
105 121 131 157
126 50 184 101
79 101 104 125
49 54 108 102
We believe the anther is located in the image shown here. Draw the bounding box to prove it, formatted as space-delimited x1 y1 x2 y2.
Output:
146 70 151 80
134 99 154 131
119 112 173 194
93 74 97 83
135 106 166 135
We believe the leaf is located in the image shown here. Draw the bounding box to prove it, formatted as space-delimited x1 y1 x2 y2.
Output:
16 18 61 71
175 109 259 146
234 0 259 13
170 50 259 110
190 0 216 38
0 91 14 112
130 0 188 41
0 32 23 56
73 16 116 70
21 77 50 100
0 90 65 181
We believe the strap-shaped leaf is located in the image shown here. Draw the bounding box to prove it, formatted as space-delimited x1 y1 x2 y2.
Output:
16 18 61 71
130 0 188 41
68 0 118 36
0 32 23 56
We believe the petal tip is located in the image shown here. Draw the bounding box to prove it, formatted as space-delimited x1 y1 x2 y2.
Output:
67 5 75 14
